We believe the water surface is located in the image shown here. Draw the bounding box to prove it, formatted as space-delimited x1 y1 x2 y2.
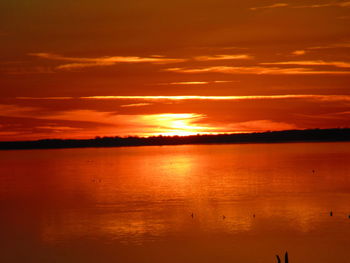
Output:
0 142 349 263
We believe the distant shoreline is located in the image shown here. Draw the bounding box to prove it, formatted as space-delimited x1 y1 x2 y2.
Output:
0 128 349 150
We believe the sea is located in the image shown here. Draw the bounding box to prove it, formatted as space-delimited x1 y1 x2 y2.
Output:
0 142 349 263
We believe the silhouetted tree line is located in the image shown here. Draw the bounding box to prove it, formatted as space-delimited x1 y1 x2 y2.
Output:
0 128 349 150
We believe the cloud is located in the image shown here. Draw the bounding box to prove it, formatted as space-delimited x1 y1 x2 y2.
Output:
29 53 186 70
16 97 74 100
0 106 121 140
39 110 215 136
0 104 39 118
194 54 253 61
164 66 350 75
297 111 350 120
261 60 350 68
0 107 220 139
250 3 289 11
165 81 209 85
0 104 256 137
250 1 350 10
120 103 152 108
292 50 306 56
158 80 235 85
225 119 297 132
308 42 350 49
295 1 350 8
80 94 350 102
0 131 24 137
139 113 215 136
36 126 81 131
213 80 236 83
0 104 110 127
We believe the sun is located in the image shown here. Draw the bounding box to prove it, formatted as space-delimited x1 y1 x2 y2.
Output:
141 113 217 137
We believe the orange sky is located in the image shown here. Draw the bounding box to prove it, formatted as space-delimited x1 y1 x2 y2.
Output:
0 0 350 140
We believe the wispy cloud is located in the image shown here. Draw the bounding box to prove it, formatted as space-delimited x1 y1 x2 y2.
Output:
250 1 350 10
0 104 212 136
120 103 152 108
16 97 74 100
36 126 81 131
29 53 186 70
297 111 350 120
213 80 236 83
225 119 297 132
0 131 25 137
292 50 306 56
194 54 253 61
158 80 235 85
139 113 215 136
250 3 289 11
80 94 350 102
295 1 350 8
41 111 215 136
165 66 350 75
166 81 209 85
308 42 350 49
0 105 212 137
0 104 39 118
261 60 350 68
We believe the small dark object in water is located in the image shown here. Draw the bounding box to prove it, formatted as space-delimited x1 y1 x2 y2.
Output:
312 169 315 174
348 214 350 219
223 215 226 220
191 213 194 218
330 211 333 216
253 214 255 218
285 252 289 263
276 251 288 263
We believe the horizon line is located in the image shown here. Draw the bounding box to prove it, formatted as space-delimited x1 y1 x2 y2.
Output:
0 127 349 143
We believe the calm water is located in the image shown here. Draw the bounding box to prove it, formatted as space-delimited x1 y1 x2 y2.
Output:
0 142 349 263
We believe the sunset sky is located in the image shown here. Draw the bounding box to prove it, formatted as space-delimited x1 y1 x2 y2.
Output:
1 0 350 140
